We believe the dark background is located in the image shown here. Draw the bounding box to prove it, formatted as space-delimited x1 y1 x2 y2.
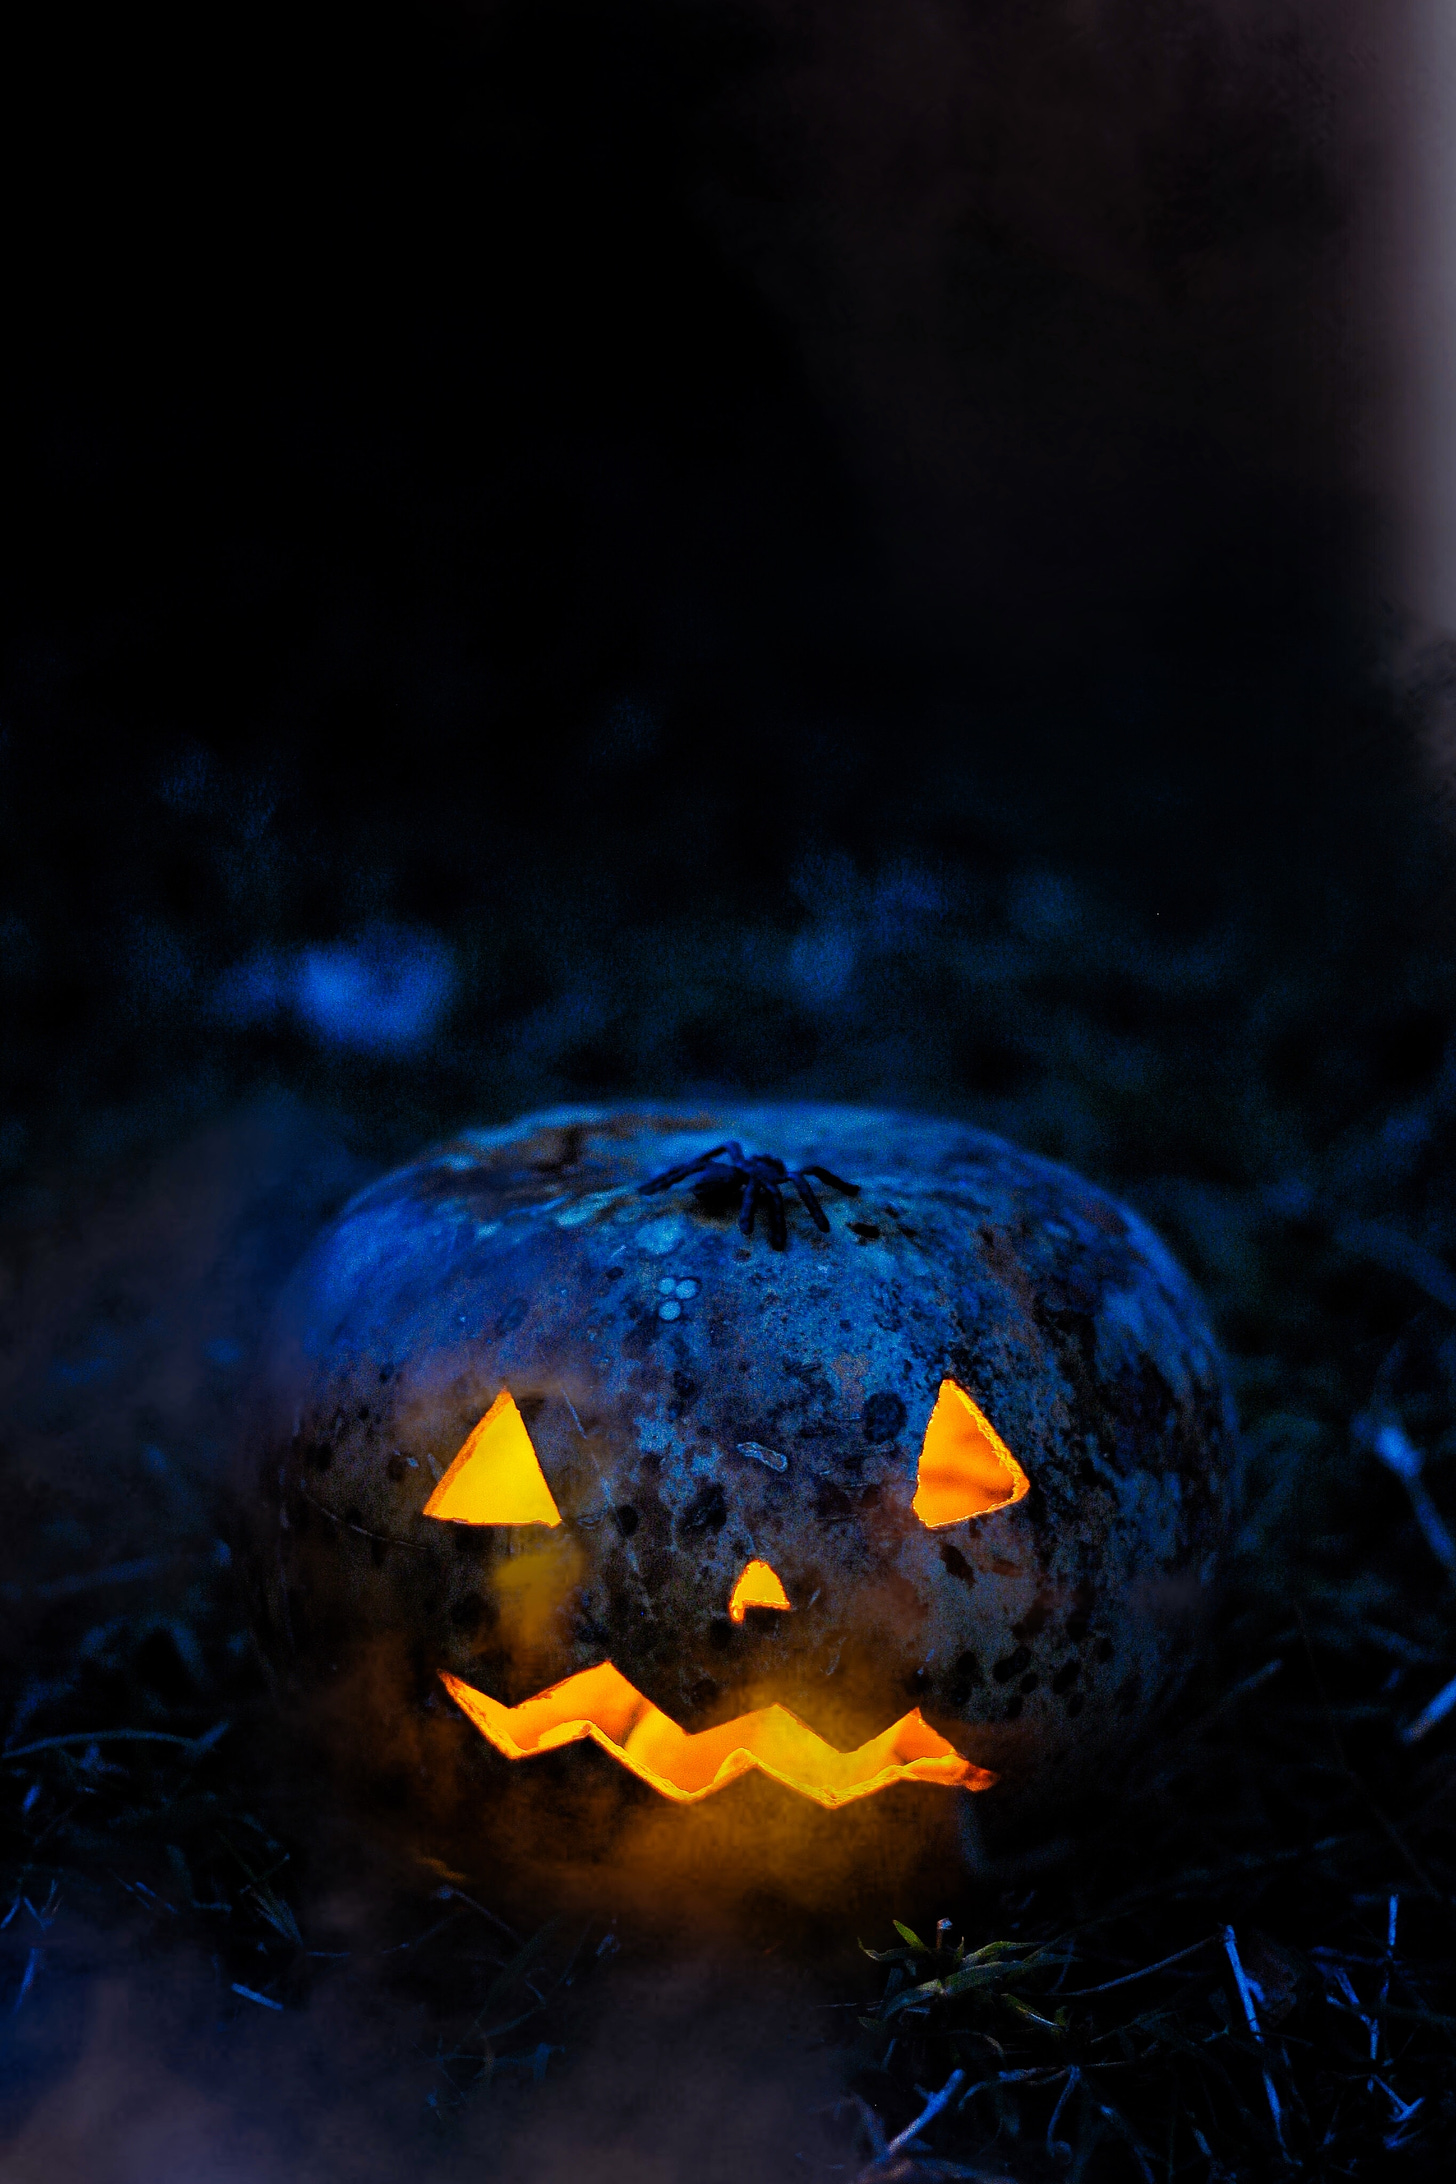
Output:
6 3 1456 2178
1 0 1435 1183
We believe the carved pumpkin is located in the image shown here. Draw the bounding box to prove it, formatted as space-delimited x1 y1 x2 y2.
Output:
240 1104 1233 1863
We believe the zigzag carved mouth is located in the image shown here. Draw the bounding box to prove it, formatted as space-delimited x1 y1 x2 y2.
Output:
440 1663 998 1809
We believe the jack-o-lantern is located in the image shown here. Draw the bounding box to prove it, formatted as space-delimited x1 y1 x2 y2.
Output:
240 1105 1233 1870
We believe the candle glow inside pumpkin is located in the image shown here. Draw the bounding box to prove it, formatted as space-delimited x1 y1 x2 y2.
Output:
423 1376 1023 1807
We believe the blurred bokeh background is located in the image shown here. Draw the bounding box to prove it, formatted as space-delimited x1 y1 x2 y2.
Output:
1 0 1436 1194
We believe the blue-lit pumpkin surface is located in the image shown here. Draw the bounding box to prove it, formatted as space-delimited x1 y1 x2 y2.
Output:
241 1106 1234 1842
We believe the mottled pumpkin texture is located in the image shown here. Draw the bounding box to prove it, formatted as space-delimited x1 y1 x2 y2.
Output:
239 1105 1235 1825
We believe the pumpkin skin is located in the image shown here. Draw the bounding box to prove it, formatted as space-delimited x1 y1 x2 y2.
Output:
239 1104 1234 1845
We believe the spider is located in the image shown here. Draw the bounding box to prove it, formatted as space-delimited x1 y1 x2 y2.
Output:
639 1140 860 1249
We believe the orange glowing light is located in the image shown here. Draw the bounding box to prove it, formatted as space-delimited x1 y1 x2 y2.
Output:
728 1558 792 1623
441 1663 997 1807
912 1378 1030 1528
423 1390 562 1527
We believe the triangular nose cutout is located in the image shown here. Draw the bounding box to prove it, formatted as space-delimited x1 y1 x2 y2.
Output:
728 1559 793 1622
912 1379 1031 1527
423 1390 562 1527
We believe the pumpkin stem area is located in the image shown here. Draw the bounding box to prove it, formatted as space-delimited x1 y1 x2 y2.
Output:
912 1379 1030 1527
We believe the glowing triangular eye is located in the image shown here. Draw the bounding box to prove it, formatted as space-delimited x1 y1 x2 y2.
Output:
912 1379 1030 1527
423 1390 562 1527
728 1559 793 1622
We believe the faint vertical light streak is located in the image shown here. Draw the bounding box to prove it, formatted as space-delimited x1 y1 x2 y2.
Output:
1399 3 1456 628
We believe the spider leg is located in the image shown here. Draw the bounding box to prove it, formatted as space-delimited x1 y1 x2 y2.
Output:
802 1165 861 1198
738 1177 758 1237
789 1172 831 1232
764 1179 788 1249
724 1141 746 1168
639 1145 730 1195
